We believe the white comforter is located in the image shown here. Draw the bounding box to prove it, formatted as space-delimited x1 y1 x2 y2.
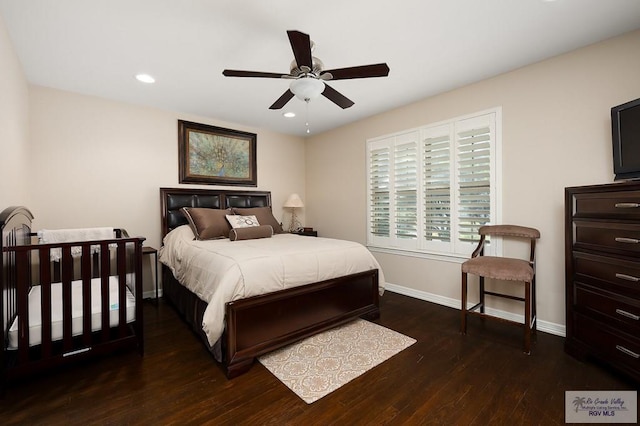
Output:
159 225 385 346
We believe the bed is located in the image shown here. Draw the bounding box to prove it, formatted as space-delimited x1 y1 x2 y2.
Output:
1 206 145 388
159 187 382 378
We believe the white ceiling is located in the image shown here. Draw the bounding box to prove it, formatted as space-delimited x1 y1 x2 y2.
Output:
2 0 640 137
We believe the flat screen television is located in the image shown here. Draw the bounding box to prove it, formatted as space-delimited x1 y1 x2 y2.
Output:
612 97 640 180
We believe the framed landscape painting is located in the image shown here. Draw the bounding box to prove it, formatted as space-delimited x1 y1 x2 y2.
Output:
178 120 257 186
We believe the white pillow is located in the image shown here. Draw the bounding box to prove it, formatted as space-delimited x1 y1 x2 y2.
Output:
226 214 260 229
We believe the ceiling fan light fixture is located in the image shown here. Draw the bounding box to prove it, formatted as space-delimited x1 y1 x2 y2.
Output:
290 77 325 101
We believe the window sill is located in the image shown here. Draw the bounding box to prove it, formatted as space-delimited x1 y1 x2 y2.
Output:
367 245 468 263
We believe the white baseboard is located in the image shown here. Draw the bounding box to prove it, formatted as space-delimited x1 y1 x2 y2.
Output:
143 289 162 300
383 282 566 338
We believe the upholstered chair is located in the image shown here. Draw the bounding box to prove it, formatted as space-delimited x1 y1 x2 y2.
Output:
460 225 541 354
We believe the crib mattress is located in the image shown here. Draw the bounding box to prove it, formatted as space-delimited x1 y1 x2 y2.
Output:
8 276 135 349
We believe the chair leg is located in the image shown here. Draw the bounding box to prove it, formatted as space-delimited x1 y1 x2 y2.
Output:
532 276 537 339
524 280 531 355
461 272 468 334
479 276 485 313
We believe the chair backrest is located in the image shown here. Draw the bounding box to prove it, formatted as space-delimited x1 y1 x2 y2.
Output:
479 225 540 239
473 224 540 262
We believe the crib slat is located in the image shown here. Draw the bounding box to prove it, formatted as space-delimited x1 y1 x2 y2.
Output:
16 250 30 364
7 244 17 344
116 241 127 336
61 245 73 352
92 250 100 279
133 241 144 355
39 247 53 359
100 243 110 342
80 243 92 347
5 232 17 334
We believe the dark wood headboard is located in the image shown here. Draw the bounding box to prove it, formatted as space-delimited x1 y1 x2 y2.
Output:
159 188 272 238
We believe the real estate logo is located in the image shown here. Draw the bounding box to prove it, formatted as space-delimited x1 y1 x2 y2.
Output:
566 391 637 423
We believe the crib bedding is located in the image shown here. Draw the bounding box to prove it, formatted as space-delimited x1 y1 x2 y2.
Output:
159 225 385 346
8 276 135 349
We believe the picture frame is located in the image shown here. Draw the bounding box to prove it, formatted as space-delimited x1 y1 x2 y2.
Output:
178 120 257 186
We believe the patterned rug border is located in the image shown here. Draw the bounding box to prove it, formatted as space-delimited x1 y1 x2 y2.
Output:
258 319 416 404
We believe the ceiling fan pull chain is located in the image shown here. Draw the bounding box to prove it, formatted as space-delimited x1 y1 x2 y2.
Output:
305 100 311 134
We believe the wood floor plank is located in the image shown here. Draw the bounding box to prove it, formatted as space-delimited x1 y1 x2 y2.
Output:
1 292 636 425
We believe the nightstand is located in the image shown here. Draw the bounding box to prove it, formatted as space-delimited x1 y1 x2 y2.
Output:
143 246 159 301
292 230 318 237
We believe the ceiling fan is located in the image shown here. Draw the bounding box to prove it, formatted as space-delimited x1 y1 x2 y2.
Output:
222 30 390 110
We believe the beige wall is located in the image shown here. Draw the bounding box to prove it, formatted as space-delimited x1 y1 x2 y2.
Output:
0 13 29 208
305 30 640 334
28 87 306 251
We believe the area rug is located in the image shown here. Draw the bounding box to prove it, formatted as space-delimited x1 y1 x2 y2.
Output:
258 319 416 404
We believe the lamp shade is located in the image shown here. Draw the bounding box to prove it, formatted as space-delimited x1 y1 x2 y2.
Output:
289 78 325 101
283 193 304 208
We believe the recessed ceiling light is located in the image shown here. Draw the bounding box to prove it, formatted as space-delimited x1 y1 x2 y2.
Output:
283 112 296 118
135 73 155 84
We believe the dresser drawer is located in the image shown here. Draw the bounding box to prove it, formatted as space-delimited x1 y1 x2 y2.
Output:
574 190 640 218
573 313 640 375
573 283 640 333
574 252 640 295
574 220 640 256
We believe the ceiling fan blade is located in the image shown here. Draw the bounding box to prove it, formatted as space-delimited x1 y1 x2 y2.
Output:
322 84 354 109
287 30 313 69
320 63 390 80
269 90 295 110
223 69 287 78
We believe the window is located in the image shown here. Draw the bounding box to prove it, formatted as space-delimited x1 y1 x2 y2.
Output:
366 108 501 258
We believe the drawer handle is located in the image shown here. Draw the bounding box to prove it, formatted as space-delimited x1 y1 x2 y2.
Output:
615 308 640 321
615 273 640 282
615 237 640 244
615 202 640 208
616 345 640 359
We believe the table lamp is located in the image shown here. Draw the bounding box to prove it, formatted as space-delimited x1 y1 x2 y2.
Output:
283 193 304 232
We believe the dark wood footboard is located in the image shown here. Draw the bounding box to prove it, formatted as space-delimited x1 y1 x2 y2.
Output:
162 265 379 378
224 269 380 378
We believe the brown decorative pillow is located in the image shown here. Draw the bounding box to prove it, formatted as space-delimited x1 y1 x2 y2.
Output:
229 225 273 241
181 207 232 240
232 207 284 234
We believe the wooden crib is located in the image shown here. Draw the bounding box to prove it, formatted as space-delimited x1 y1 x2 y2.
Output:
1 206 145 389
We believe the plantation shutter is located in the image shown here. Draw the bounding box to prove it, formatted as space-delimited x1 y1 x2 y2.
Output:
369 145 391 238
423 126 451 243
394 138 418 240
456 115 493 245
366 108 500 258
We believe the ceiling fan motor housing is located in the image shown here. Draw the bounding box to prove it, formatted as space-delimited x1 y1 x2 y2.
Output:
290 57 324 77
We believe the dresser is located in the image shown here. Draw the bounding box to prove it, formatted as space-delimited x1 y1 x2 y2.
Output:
565 182 640 382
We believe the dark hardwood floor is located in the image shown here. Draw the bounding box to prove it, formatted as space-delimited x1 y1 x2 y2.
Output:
1 292 636 425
